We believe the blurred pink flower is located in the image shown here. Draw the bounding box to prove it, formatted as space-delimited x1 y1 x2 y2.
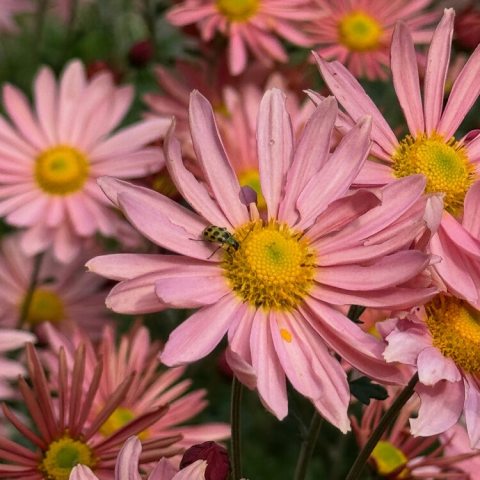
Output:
166 0 316 75
310 0 437 80
70 436 207 480
0 60 170 262
0 0 33 32
88 89 437 432
0 343 177 479
443 424 480 478
44 323 230 458
315 8 480 304
354 390 472 478
0 328 35 399
383 294 480 448
0 234 110 336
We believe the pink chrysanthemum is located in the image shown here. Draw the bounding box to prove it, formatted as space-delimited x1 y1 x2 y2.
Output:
0 60 170 263
0 0 33 32
88 89 437 432
0 343 179 480
353 391 473 478
0 234 110 336
166 0 316 75
315 8 480 305
309 0 437 80
70 436 207 480
383 294 480 448
43 323 230 457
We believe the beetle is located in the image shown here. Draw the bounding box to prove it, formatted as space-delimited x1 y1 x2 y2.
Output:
201 225 240 251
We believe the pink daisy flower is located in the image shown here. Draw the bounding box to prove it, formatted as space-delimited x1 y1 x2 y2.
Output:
383 294 480 448
309 0 437 80
315 8 480 305
0 59 170 263
0 343 178 480
166 0 316 75
0 234 110 336
43 323 230 458
442 424 480 478
70 436 207 480
88 89 437 432
0 0 33 32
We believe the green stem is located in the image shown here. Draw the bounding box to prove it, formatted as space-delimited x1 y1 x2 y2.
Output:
33 0 48 60
345 373 419 480
230 376 243 480
18 252 44 328
294 410 323 480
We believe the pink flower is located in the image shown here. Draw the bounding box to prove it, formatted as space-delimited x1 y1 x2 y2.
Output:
315 8 480 304
309 0 437 80
166 0 316 75
0 0 33 32
383 294 480 448
442 424 480 477
70 436 207 480
43 323 230 458
88 89 437 432
0 60 170 262
0 343 176 479
0 328 35 399
0 234 110 336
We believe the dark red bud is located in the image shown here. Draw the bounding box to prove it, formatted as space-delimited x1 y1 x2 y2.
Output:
128 40 154 68
180 442 230 480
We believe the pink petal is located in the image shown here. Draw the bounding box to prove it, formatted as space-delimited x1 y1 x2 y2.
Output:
423 9 454 135
155 269 229 308
391 22 424 135
438 43 480 138
417 346 461 385
316 251 430 291
296 116 371 229
188 91 249 226
411 380 464 436
160 294 240 366
165 123 231 227
148 458 177 480
114 436 142 480
250 310 288 419
33 66 58 145
278 96 337 225
0 329 35 352
463 181 480 238
229 28 248 76
354 160 395 186
70 465 99 480
464 376 480 448
257 89 293 220
174 461 207 480
384 321 431 364
304 299 404 384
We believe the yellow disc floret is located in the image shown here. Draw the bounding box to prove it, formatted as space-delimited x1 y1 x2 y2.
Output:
216 0 259 22
23 288 65 326
223 220 316 311
371 441 409 478
99 407 149 440
40 435 94 480
425 295 480 373
392 132 475 215
338 11 383 51
35 145 89 195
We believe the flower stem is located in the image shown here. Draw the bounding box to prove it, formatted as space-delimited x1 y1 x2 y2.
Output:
18 252 44 328
230 376 243 480
345 372 419 480
294 410 324 480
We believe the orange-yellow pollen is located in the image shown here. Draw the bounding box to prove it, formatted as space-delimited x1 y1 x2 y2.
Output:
223 220 316 311
338 11 383 51
216 0 259 22
392 132 475 215
35 145 89 195
425 295 480 373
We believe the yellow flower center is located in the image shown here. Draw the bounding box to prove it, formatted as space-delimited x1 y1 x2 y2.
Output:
238 169 266 211
392 133 475 216
35 145 89 195
99 407 149 440
40 436 94 480
223 220 316 311
371 441 409 478
338 11 383 51
152 171 178 198
425 296 480 374
23 288 65 326
216 0 259 22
